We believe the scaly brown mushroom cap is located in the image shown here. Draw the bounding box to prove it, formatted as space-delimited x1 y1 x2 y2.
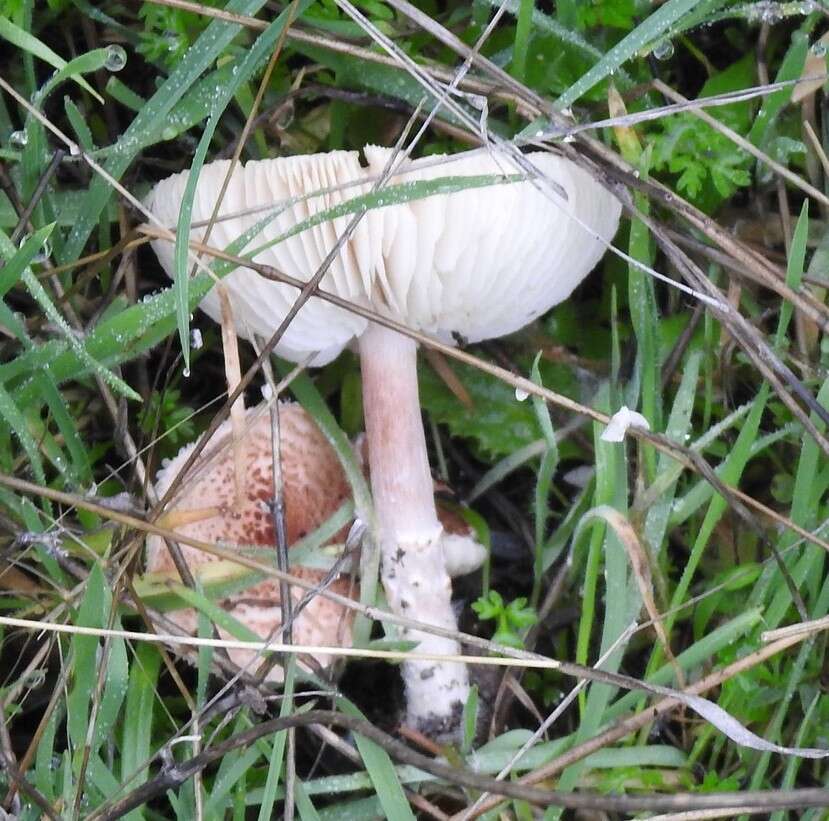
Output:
145 403 355 680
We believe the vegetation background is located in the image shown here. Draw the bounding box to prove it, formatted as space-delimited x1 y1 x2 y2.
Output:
0 0 828 817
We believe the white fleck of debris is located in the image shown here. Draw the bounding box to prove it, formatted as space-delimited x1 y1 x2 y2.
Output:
601 406 650 442
563 465 594 488
515 387 530 401
190 328 203 350
261 382 273 400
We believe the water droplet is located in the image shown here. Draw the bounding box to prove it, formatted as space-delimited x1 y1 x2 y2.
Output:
183 366 191 378
653 40 674 60
190 328 203 350
10 130 27 148
562 134 575 143
104 44 127 72
162 126 177 141
811 41 827 57
261 383 273 400
515 387 529 401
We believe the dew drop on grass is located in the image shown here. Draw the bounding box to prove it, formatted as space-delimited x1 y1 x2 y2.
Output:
10 130 28 148
104 44 127 72
653 40 675 60
515 387 529 401
183 366 190 378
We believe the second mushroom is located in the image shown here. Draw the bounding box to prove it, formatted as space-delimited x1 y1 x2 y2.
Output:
146 146 621 735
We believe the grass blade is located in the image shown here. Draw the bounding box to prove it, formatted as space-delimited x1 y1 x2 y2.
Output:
555 0 720 110
0 13 100 100
337 698 416 821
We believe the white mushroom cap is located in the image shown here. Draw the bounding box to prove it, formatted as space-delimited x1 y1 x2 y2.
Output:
145 153 376 365
145 403 355 680
362 145 622 341
146 147 621 358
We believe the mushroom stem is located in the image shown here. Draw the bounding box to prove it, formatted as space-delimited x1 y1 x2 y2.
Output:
359 322 470 736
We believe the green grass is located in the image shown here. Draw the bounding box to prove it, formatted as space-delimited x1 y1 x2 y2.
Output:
1 0 829 818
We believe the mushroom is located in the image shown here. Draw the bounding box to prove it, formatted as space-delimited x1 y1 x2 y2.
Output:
145 146 621 734
145 402 356 680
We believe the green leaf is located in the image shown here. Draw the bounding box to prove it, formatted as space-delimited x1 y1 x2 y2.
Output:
121 642 161 817
0 13 101 100
461 685 479 756
0 223 54 297
0 382 45 485
530 353 558 600
775 200 808 347
420 357 552 458
511 0 535 83
67 563 106 751
64 96 95 150
748 32 809 147
31 47 110 107
294 779 322 821
337 698 416 821
35 371 91 484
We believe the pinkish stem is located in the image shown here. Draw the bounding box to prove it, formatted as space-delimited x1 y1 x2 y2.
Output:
359 321 470 736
